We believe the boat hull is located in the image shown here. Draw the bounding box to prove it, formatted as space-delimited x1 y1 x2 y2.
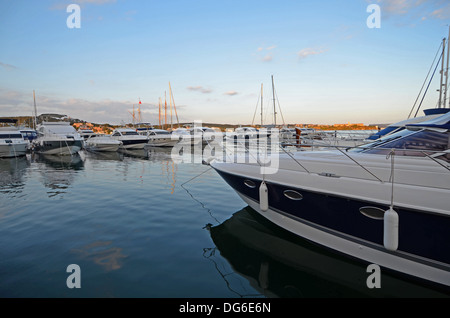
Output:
85 143 120 152
146 138 179 147
119 139 147 149
0 143 28 157
33 139 83 155
211 162 450 290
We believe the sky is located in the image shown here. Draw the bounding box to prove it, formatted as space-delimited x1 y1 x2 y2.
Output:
1 0 450 126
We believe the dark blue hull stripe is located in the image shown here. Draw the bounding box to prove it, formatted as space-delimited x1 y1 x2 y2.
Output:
215 169 450 267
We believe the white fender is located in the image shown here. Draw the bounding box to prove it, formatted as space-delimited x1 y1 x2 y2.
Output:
384 207 399 251
259 181 268 212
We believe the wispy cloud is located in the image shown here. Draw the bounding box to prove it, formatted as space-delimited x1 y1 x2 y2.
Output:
50 0 116 10
297 48 327 60
375 0 450 20
0 62 18 70
0 89 159 125
224 91 238 96
187 86 212 94
256 45 277 62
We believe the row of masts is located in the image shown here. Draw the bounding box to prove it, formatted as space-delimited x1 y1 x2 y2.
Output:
254 75 285 127
129 82 180 129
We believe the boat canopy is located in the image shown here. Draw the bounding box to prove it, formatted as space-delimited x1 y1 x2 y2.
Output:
406 111 450 131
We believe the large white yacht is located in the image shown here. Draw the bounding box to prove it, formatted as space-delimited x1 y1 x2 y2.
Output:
210 111 450 290
111 128 148 149
32 122 83 155
0 125 28 157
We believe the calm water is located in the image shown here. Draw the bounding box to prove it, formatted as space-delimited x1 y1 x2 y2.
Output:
0 147 449 298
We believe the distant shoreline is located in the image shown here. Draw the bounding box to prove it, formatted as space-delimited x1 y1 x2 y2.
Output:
0 115 384 132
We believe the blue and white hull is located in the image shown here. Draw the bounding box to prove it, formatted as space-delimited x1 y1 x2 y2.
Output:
211 148 450 290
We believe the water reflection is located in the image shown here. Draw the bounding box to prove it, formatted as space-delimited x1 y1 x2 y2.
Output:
207 207 450 298
72 241 127 271
0 156 29 193
119 148 149 159
84 150 123 161
33 153 84 198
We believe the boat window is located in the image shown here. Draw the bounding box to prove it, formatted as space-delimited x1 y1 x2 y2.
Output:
123 131 139 135
366 126 403 140
363 130 449 161
0 134 24 139
283 190 303 200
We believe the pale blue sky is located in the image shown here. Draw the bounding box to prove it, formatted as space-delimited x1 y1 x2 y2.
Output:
1 0 449 125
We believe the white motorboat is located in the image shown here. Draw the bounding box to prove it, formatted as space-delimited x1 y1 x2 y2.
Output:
78 128 96 140
111 128 148 149
210 111 450 290
84 134 121 152
225 127 260 142
0 125 28 158
144 129 178 147
171 128 202 146
32 122 83 156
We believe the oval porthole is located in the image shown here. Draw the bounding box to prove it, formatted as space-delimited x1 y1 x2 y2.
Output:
359 206 385 220
244 180 256 188
283 190 303 201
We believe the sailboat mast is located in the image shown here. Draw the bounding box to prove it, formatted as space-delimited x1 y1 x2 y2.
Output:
158 97 162 128
439 37 446 108
164 91 167 130
444 26 450 108
33 90 37 129
271 75 276 126
169 82 180 127
261 83 263 127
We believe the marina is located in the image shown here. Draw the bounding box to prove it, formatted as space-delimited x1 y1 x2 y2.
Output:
0 144 449 298
1 1 450 301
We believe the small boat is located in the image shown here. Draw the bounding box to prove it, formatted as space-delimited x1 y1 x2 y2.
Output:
32 122 83 155
225 127 260 142
111 128 148 149
84 134 121 152
78 128 96 140
144 129 178 147
171 128 202 146
210 111 450 290
0 124 29 157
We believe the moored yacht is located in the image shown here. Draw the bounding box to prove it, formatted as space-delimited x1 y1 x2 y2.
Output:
143 129 178 147
84 134 121 152
0 125 28 157
210 112 450 290
32 122 83 155
111 128 148 149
